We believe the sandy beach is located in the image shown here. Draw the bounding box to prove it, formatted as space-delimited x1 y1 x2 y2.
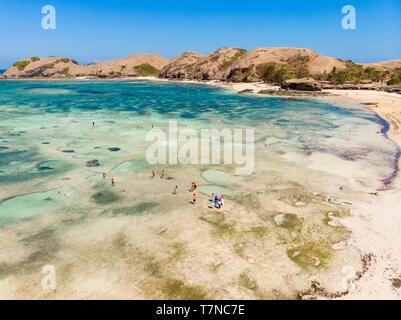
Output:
321 90 401 299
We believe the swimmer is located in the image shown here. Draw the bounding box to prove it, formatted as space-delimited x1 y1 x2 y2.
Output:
193 181 197 190
92 122 95 126
102 172 106 179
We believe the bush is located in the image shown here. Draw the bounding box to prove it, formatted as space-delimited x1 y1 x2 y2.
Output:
387 77 401 85
386 68 401 85
134 63 160 76
326 63 388 85
13 60 31 71
294 64 311 79
31 57 40 62
61 58 70 63
257 63 294 84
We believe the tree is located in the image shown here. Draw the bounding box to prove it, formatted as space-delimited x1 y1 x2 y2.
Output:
327 67 348 85
257 63 294 84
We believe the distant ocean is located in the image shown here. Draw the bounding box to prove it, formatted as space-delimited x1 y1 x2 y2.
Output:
0 69 5 75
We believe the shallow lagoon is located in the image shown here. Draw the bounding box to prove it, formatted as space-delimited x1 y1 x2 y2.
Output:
0 80 399 299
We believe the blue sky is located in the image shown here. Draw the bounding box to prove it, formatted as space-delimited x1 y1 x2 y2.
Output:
0 0 400 68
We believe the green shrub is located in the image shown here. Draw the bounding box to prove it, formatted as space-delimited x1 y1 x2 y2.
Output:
327 67 349 85
134 63 160 76
326 63 389 85
61 58 70 63
387 77 401 85
13 60 31 71
31 57 40 62
257 63 294 84
294 64 311 79
387 68 401 85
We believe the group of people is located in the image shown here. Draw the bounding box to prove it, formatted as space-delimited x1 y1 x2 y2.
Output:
102 172 116 187
210 193 224 209
106 168 225 208
151 170 165 179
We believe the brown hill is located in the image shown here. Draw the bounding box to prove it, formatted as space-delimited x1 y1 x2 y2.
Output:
158 52 206 79
160 47 348 82
3 54 169 78
364 59 401 70
159 48 247 81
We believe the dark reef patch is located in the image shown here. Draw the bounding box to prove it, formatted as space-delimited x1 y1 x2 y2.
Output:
108 147 121 152
91 190 120 205
86 159 100 167
109 202 159 216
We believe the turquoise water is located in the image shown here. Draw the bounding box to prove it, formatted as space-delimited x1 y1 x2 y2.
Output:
0 70 5 75
0 80 399 225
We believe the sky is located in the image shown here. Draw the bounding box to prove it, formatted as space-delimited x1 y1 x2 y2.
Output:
0 0 400 68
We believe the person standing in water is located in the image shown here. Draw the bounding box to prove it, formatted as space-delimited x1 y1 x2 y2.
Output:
215 193 219 208
151 170 155 178
218 194 224 208
172 185 178 195
160 170 165 179
102 172 106 179
111 178 115 187
192 193 197 204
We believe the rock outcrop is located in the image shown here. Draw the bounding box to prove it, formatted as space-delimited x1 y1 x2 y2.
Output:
281 78 322 91
159 52 205 79
159 48 249 81
384 85 401 94
3 54 169 79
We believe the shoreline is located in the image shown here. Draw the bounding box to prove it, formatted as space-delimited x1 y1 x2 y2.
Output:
219 81 401 299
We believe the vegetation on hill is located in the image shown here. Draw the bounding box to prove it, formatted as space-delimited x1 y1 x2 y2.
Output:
13 60 31 71
31 57 40 62
257 63 294 84
219 49 247 71
286 53 311 79
134 63 160 76
387 68 401 85
326 61 389 85
61 58 71 63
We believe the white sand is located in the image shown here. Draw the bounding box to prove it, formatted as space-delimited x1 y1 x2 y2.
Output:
319 90 401 299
